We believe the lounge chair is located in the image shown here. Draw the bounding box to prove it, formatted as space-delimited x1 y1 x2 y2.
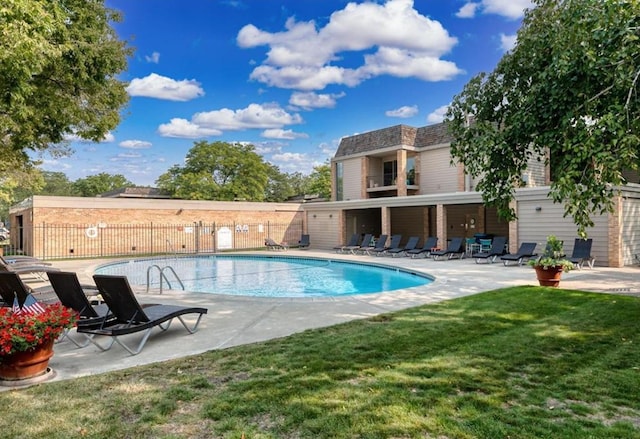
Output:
473 236 508 264
361 234 388 255
298 234 310 249
333 233 359 253
0 257 60 281
386 236 420 257
78 274 208 355
265 237 288 251
46 271 108 347
370 234 402 256
0 271 61 307
500 242 538 266
568 238 595 269
345 234 373 254
405 236 439 258
431 237 465 260
1 255 52 266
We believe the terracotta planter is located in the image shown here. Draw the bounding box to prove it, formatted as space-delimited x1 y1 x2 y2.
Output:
0 339 54 381
534 265 564 287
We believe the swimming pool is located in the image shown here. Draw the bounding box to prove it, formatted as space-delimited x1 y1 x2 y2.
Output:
94 255 433 298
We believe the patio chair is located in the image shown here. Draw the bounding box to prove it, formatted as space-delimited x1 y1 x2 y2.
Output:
405 236 439 258
78 274 208 355
0 271 60 307
0 257 60 278
47 271 109 347
370 234 402 256
0 254 52 266
431 237 465 261
298 234 310 249
361 234 388 256
568 238 595 269
500 242 538 266
333 233 359 253
473 236 508 264
345 234 373 254
265 237 288 251
386 236 420 257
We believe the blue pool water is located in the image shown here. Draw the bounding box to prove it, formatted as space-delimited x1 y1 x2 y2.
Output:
94 255 433 298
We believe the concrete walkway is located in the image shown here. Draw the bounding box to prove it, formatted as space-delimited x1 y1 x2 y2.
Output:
8 250 640 387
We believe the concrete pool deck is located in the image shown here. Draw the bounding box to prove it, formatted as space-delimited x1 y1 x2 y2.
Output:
8 250 640 387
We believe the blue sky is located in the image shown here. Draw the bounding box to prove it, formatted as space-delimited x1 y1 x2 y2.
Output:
44 0 533 186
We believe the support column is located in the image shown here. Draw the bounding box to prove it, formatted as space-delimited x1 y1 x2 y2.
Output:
396 150 407 197
608 195 623 267
381 206 390 237
436 204 446 245
508 200 518 253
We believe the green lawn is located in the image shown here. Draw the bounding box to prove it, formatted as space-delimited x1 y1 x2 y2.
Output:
1 286 639 438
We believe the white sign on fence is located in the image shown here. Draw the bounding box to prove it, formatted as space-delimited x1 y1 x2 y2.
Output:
217 227 233 250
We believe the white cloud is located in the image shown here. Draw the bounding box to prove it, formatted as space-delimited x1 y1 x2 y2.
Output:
126 73 205 101
237 0 461 90
456 2 479 18
500 33 518 52
480 0 533 19
119 140 152 149
386 105 418 118
272 152 306 162
64 131 114 143
261 129 309 140
192 103 303 130
426 104 450 124
158 103 302 138
145 51 160 63
114 152 142 160
289 91 345 110
158 118 222 138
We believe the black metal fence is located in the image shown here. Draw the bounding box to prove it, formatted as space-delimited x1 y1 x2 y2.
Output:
3 221 303 260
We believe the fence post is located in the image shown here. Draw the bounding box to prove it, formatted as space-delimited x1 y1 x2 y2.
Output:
213 222 217 253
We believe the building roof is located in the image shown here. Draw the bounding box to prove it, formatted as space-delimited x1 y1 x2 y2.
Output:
97 187 171 199
334 122 453 158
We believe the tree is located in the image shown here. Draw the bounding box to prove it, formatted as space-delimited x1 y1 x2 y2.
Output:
1 1 131 162
156 141 271 201
0 153 44 221
73 173 134 197
306 163 332 199
37 172 78 196
264 164 296 202
446 0 640 236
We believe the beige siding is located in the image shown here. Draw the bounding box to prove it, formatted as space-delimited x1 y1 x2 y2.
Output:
389 207 426 245
419 146 458 194
342 158 362 201
621 197 640 264
306 210 342 250
516 199 609 266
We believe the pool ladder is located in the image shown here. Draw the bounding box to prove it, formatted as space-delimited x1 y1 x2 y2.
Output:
146 265 184 294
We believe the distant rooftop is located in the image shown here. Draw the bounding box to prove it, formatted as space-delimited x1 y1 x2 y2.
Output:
334 122 452 158
97 187 171 199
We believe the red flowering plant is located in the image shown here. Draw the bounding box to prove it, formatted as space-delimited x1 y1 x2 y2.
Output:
0 304 78 358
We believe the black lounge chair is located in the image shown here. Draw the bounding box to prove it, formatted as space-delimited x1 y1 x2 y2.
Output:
370 234 402 256
431 237 465 260
361 234 388 255
386 236 420 257
568 238 595 269
47 271 109 347
265 237 288 251
334 233 359 253
298 234 310 249
0 257 60 281
405 236 439 259
501 242 538 266
345 234 373 254
78 275 208 355
0 271 64 307
473 236 508 264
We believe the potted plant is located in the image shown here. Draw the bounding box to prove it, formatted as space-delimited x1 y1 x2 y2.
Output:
0 303 78 381
528 235 574 287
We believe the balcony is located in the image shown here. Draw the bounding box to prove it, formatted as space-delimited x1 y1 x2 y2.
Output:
366 175 419 196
